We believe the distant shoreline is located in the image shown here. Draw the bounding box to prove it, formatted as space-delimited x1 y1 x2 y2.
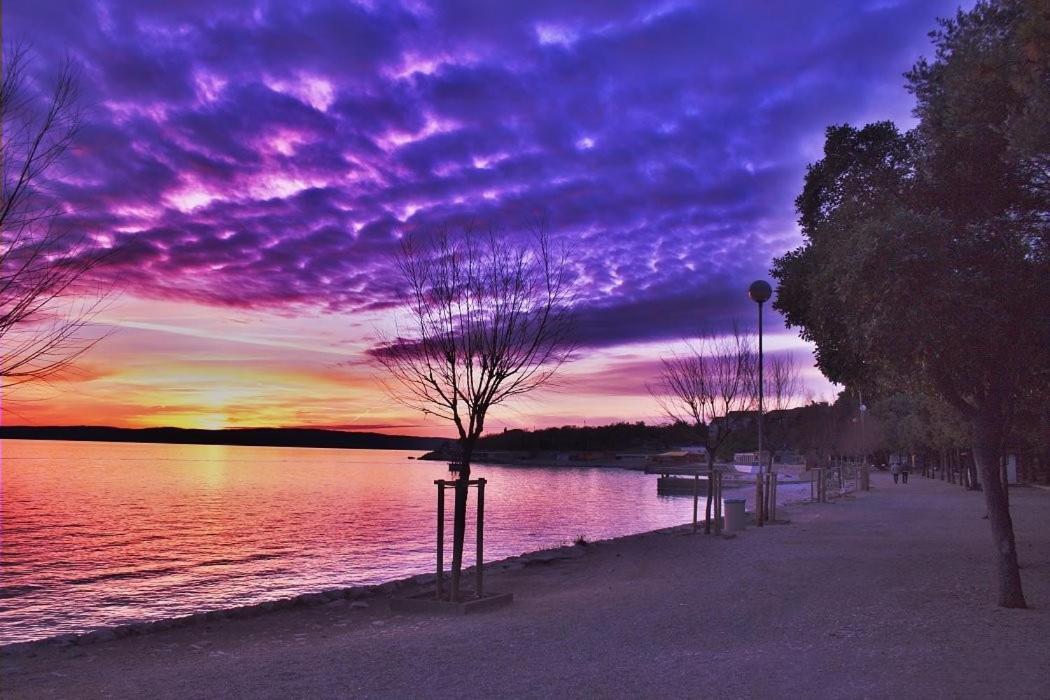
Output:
0 426 445 452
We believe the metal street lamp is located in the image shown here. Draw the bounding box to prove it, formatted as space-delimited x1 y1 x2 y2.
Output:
749 279 772 524
858 398 870 491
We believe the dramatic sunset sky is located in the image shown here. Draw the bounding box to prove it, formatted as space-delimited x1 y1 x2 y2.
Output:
2 0 963 435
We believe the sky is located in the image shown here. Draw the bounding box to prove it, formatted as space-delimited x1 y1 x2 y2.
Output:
1 0 964 436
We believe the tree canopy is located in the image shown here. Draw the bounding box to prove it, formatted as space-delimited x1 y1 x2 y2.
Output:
773 0 1049 428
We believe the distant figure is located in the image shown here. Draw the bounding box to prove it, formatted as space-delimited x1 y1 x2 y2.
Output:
901 461 910 484
891 462 903 484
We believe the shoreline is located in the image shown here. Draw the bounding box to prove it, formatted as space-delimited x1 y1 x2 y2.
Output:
0 481 815 654
0 525 688 656
5 473 1047 698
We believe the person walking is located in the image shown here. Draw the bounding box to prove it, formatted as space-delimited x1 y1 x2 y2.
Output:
891 461 902 484
901 460 910 484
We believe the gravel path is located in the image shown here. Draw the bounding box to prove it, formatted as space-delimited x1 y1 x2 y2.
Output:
4 472 1048 699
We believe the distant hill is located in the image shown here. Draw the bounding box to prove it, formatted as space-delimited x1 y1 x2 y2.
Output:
0 425 445 451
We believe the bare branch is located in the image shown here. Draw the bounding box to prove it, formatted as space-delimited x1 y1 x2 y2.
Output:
765 353 803 413
1 45 109 389
648 327 757 464
371 224 577 453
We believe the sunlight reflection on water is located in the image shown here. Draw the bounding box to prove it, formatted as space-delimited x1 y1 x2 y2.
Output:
0 440 703 644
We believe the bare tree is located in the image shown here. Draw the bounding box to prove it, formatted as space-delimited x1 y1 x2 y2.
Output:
649 328 755 533
764 354 802 414
374 226 576 599
760 352 803 465
1 46 106 388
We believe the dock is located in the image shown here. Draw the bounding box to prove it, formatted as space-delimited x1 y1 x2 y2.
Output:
645 463 765 494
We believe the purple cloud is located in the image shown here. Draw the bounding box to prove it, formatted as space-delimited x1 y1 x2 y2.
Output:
5 0 960 347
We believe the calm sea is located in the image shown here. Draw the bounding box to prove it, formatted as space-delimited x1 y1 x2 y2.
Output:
0 440 701 644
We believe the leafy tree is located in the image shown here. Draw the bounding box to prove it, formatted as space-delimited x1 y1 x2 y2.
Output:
868 391 969 477
869 393 923 457
773 121 914 394
772 0 1049 608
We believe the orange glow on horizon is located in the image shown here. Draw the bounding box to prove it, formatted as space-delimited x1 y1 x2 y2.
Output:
0 295 837 438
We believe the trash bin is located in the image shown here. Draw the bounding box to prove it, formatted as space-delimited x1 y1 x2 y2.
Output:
724 498 747 532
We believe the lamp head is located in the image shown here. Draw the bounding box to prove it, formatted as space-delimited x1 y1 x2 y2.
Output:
749 280 772 304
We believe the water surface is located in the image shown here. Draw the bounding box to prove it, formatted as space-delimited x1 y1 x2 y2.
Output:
1 440 700 644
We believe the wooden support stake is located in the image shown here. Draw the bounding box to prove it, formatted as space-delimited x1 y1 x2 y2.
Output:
719 473 725 534
715 473 721 534
711 473 718 535
692 474 699 533
755 473 764 527
768 473 773 518
716 472 723 534
476 478 485 598
771 473 778 522
765 473 771 521
436 480 445 600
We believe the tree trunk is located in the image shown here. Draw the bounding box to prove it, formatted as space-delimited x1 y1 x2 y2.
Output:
972 413 1026 609
449 443 472 601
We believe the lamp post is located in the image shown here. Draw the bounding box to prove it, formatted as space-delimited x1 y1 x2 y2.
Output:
749 279 772 524
858 397 869 490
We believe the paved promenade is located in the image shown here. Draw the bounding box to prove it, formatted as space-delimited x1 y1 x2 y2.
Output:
5 472 1049 699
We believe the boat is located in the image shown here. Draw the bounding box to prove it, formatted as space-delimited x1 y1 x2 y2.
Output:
733 451 809 479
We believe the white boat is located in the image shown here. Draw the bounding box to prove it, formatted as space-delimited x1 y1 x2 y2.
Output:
733 451 808 478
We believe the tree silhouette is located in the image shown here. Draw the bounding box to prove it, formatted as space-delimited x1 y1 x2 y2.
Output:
375 226 576 599
650 328 755 532
1 46 107 388
772 1 1049 608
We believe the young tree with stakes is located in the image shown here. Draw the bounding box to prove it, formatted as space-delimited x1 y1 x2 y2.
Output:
375 227 576 600
650 328 755 533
